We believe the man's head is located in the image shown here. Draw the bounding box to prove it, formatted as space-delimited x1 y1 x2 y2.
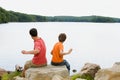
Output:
29 28 38 37
58 33 66 42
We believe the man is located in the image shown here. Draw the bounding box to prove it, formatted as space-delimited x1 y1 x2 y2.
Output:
21 28 47 77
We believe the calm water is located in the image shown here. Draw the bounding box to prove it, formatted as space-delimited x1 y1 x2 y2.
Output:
0 22 120 74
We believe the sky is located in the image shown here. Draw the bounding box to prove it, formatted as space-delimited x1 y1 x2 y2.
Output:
0 0 120 18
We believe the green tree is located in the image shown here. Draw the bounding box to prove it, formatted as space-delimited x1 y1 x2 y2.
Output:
0 7 9 23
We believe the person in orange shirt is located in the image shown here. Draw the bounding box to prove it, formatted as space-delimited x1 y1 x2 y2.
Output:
51 33 72 72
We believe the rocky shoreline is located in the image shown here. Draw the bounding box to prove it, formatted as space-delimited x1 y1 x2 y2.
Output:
1 62 120 80
71 62 120 80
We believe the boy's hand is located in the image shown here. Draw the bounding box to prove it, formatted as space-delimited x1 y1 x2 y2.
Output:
68 48 72 54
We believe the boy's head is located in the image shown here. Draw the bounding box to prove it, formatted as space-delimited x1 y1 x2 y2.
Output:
29 28 38 37
58 33 66 42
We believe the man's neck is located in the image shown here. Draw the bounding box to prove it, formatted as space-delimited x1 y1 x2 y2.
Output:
32 36 39 41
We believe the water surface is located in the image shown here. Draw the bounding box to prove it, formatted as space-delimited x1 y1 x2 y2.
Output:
0 22 120 74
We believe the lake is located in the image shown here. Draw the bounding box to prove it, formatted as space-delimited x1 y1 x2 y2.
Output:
0 22 120 74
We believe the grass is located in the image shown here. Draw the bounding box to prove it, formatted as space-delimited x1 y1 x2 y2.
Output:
1 71 21 80
71 73 94 80
71 74 81 80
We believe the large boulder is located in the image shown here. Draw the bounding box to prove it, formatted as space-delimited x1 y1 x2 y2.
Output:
80 63 101 78
95 62 120 80
15 65 69 80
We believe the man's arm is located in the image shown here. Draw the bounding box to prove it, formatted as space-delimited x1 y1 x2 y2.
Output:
21 49 39 55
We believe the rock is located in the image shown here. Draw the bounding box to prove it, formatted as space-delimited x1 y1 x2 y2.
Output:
25 65 69 80
95 62 120 80
75 78 87 80
52 74 64 80
15 64 23 72
13 76 28 80
0 67 7 79
80 63 101 78
51 74 70 80
72 69 77 73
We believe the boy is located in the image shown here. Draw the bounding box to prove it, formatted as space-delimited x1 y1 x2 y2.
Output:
51 33 72 72
21 28 47 77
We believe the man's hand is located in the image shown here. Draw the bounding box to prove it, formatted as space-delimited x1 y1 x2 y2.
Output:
21 50 27 54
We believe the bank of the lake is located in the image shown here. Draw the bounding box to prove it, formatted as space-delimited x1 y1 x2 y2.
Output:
1 7 120 23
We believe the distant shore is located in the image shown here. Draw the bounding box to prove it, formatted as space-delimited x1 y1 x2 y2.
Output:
1 7 120 24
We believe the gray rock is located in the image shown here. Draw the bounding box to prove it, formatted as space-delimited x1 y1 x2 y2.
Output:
0 67 7 78
52 74 64 80
95 62 120 80
80 63 101 78
75 78 87 80
13 76 28 80
25 65 69 80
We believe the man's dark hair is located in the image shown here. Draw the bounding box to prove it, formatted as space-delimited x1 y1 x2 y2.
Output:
58 33 66 42
29 28 38 37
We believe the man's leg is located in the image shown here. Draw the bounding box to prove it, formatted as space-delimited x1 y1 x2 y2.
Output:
21 60 32 77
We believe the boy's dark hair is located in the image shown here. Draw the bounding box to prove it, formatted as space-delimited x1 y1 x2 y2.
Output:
29 28 38 37
58 33 66 42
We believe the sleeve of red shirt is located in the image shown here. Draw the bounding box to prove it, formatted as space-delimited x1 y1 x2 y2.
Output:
34 42 41 52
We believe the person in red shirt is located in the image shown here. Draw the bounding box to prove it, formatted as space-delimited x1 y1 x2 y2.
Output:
21 28 47 77
51 33 72 72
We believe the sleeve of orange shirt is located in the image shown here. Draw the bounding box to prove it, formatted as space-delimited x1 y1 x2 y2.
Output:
59 43 63 55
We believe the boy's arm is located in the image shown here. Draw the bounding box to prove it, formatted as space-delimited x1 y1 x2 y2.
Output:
60 48 72 55
50 50 53 55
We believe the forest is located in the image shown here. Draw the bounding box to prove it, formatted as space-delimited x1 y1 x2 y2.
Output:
0 7 46 23
0 7 120 24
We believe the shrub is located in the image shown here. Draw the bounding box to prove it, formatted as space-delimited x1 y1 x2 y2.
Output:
1 71 21 80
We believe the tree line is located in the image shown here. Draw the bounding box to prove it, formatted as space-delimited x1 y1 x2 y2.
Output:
0 7 120 24
0 7 46 23
46 16 120 22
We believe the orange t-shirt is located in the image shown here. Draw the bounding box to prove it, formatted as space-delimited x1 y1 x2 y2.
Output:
51 42 63 63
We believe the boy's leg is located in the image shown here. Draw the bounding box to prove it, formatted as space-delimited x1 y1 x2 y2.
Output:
63 60 70 72
51 60 70 71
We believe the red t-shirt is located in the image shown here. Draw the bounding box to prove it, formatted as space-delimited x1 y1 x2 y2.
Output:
32 38 47 65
